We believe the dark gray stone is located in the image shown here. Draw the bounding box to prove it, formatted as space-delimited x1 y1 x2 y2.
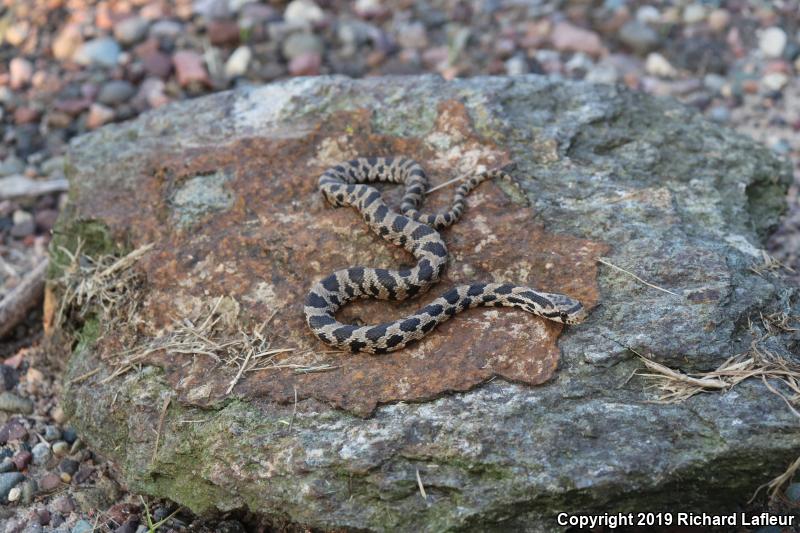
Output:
618 20 660 54
0 365 19 391
97 80 136 106
59 76 798 531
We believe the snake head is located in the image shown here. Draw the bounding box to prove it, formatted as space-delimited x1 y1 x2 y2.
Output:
537 292 588 325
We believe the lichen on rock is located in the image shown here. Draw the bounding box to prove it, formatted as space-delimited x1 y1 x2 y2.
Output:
57 75 798 531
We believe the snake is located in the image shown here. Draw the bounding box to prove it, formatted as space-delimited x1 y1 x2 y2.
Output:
304 157 588 354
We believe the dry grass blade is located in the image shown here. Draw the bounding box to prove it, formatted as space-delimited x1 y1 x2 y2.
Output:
750 455 800 504
416 469 428 500
427 172 470 193
54 240 154 326
597 257 681 297
151 396 171 465
750 250 797 276
634 313 800 501
104 297 301 392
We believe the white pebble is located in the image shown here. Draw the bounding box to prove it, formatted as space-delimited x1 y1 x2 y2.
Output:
636 6 660 24
7 486 20 502
759 27 787 58
645 52 677 78
504 55 528 76
682 4 706 24
284 0 325 26
224 46 252 78
762 72 788 91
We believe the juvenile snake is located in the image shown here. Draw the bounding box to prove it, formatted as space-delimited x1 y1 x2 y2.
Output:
304 157 587 354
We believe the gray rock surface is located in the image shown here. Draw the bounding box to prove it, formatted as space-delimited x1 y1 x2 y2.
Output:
57 75 798 531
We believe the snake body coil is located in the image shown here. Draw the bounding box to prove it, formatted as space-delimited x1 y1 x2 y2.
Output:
304 157 587 354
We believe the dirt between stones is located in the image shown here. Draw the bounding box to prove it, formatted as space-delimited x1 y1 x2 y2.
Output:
78 100 607 416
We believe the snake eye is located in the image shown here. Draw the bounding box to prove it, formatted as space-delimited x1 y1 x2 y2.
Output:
560 311 569 323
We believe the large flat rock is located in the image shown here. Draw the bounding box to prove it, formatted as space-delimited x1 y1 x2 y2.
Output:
55 75 798 531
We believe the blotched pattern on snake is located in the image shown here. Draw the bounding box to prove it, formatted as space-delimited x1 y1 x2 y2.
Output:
304 157 587 354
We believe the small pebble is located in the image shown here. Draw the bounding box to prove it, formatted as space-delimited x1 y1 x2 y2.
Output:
682 4 706 24
86 103 116 129
114 17 150 46
51 494 75 513
71 519 94 533
284 0 326 26
708 105 730 123
0 156 25 177
7 486 20 502
504 55 529 76
20 478 36 504
135 78 170 108
51 513 65 527
51 406 67 425
149 20 184 40
550 21 604 56
12 450 32 470
9 57 33 90
141 50 173 79
59 458 79 476
708 9 730 32
0 458 15 472
702 73 726 93
282 32 324 60
52 24 83 60
619 21 660 54
61 427 77 445
0 391 34 414
35 209 59 232
70 437 84 454
73 37 122 67
770 138 791 156
52 441 69 456
645 52 677 78
115 520 139 533
288 52 322 76
635 6 660 24
39 472 61 491
0 472 24 502
224 46 252 79
5 21 30 47
14 106 41 125
759 27 787 58
60 471 72 483
44 425 62 442
762 72 788 91
36 508 50 525
564 53 594 74
207 20 240 46
396 22 428 50
98 80 136 106
782 482 800 502
32 442 51 465
0 364 19 391
173 50 209 87
74 464 93 484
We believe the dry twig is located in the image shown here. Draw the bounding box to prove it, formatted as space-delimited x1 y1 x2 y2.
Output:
0 257 48 338
597 257 681 297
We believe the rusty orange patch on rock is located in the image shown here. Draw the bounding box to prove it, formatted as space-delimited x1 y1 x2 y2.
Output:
78 100 607 416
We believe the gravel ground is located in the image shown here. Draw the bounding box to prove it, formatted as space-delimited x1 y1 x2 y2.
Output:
0 0 799 531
